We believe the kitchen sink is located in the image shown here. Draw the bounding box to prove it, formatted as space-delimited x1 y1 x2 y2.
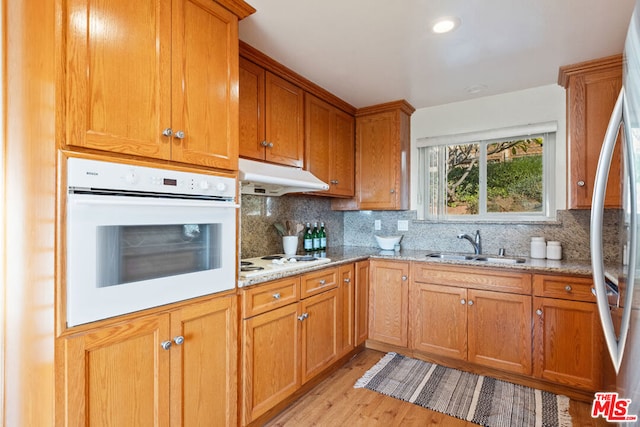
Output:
425 252 526 264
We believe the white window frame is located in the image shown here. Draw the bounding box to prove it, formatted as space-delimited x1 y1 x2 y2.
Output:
416 122 557 222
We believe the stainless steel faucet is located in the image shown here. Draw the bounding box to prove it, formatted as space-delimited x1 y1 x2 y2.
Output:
457 230 482 255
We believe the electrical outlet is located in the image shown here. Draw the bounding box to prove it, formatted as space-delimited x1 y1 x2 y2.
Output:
397 220 409 231
374 220 381 230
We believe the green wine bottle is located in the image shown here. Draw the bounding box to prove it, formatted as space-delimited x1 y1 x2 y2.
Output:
319 222 326 250
303 222 313 253
312 222 320 251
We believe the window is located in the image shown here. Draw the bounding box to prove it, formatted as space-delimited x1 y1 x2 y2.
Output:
417 123 556 221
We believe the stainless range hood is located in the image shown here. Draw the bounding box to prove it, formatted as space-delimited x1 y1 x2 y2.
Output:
238 158 329 196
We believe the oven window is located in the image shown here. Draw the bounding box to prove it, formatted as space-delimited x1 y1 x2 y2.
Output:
96 223 222 287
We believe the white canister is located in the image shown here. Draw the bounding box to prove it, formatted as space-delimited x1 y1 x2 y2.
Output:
546 241 562 260
530 237 546 259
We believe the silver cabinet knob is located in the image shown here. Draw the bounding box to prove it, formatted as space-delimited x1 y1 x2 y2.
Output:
161 340 172 350
330 180 339 185
577 180 585 187
173 336 185 345
536 309 543 316
162 128 173 137
297 313 309 322
319 279 326 285
390 189 396 194
460 299 466 305
344 278 351 283
564 285 572 292
260 140 268 147
401 275 408 281
273 292 281 300
174 130 185 139
467 300 474 306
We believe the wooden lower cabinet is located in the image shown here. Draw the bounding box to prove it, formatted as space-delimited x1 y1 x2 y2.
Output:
467 289 532 375
409 282 531 375
533 274 604 391
242 302 301 424
368 260 409 347
337 263 355 357
59 294 237 426
301 289 339 383
410 282 467 359
241 264 355 425
354 260 370 346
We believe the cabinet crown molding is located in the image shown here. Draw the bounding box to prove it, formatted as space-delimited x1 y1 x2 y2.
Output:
558 54 623 88
355 99 416 117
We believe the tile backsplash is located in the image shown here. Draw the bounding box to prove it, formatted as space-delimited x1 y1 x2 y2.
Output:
240 194 621 263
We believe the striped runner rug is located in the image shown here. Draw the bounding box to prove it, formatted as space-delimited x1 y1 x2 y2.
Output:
354 352 572 427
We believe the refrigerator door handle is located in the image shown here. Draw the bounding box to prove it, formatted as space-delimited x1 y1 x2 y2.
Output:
591 88 637 374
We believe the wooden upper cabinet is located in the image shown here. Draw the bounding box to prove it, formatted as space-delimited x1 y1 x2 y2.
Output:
64 0 247 170
559 55 623 209
305 93 355 197
239 58 304 167
169 0 239 170
332 100 414 210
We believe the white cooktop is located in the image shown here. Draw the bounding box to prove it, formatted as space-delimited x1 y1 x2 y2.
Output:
240 254 331 278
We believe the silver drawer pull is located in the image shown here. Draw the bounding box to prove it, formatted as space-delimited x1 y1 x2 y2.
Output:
319 279 326 285
565 285 572 292
344 278 351 283
297 312 309 322
273 292 281 300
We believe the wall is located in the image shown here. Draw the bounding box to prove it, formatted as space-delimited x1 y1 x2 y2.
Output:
410 84 567 213
343 208 621 262
240 194 344 258
241 84 620 263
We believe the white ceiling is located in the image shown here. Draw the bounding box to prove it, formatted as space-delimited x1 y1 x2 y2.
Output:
239 0 636 110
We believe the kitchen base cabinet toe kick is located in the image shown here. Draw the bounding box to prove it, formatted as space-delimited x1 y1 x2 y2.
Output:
365 260 611 403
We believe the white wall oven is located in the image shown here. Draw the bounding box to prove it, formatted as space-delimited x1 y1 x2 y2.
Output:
65 157 238 327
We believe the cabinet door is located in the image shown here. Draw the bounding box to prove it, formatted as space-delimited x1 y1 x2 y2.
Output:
171 0 239 169
170 296 237 427
467 289 532 375
410 282 467 360
265 72 304 167
239 57 266 160
301 289 339 383
354 260 370 346
332 109 356 197
242 303 300 424
533 297 603 390
337 263 355 357
567 66 622 208
368 260 409 347
65 0 172 159
356 111 398 209
305 93 333 186
62 315 171 426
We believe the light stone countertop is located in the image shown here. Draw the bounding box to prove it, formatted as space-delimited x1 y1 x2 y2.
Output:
237 245 604 288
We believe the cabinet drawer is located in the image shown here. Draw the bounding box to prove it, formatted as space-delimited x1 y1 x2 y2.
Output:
301 267 338 298
533 274 596 302
242 277 300 318
412 263 531 294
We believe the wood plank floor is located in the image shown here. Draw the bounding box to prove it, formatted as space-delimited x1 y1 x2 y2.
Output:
265 349 608 426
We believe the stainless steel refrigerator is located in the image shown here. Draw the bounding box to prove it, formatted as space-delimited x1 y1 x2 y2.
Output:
592 0 640 423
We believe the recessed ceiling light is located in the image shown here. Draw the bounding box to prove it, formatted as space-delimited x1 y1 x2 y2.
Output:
432 17 461 34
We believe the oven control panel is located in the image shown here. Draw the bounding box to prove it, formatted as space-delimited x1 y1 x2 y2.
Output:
67 157 236 199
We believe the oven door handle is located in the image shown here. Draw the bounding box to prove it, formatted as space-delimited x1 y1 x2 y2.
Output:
68 194 239 209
